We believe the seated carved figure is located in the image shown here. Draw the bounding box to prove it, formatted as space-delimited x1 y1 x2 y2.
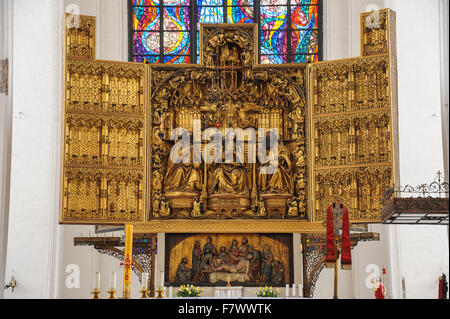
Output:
164 147 202 193
209 162 248 195
258 141 294 195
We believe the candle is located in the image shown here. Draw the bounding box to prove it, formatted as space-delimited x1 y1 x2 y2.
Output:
122 225 133 299
299 284 303 297
142 272 149 290
285 284 289 297
292 284 296 297
94 272 101 290
160 271 165 287
169 286 173 298
110 272 117 290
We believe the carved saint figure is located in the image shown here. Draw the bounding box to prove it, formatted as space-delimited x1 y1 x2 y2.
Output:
191 196 203 218
209 162 248 195
256 198 267 217
287 197 299 217
258 141 294 194
261 244 274 283
164 147 202 193
191 240 202 281
159 197 171 217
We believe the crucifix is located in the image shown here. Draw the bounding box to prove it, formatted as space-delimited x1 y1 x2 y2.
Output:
325 199 351 299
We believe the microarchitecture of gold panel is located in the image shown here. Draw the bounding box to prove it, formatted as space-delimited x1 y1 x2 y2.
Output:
307 8 399 224
308 52 397 223
360 9 396 57
60 15 148 225
64 14 96 61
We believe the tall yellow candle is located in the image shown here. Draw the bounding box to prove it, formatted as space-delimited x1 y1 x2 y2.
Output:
122 225 133 299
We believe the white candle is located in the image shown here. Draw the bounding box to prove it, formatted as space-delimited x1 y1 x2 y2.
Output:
110 272 117 290
94 272 101 290
292 284 296 297
169 286 173 298
142 272 149 290
299 284 303 297
160 271 165 287
285 284 289 297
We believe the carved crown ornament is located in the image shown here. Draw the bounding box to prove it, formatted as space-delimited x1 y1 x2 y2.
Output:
60 9 399 233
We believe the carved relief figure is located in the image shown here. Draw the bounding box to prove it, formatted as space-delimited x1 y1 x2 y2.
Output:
258 141 294 194
164 147 202 193
175 257 191 283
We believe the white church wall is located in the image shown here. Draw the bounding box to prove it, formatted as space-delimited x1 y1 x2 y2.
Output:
384 0 449 299
438 0 449 182
0 0 13 300
4 0 64 299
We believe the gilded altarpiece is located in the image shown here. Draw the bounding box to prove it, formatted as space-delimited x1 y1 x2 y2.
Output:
60 9 398 231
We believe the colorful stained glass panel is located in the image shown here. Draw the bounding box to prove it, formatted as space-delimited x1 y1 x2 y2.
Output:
197 0 224 6
133 6 160 31
164 55 191 63
163 6 190 30
227 6 254 23
198 6 224 24
227 0 254 5
261 6 288 30
291 29 318 55
131 0 321 64
260 0 288 5
261 54 287 64
133 55 161 63
260 29 287 56
133 0 160 5
163 31 190 55
163 0 190 5
133 31 161 55
291 2 318 30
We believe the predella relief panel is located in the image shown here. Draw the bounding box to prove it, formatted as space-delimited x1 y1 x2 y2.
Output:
166 234 292 287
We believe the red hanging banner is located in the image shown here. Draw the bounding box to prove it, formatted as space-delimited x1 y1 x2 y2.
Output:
325 205 336 267
340 206 352 269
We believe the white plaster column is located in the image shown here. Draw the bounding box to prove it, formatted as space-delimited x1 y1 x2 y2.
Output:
156 233 166 292
4 0 64 299
293 233 302 287
0 0 13 300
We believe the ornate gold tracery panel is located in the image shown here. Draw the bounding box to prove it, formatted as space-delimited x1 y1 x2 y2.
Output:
60 9 398 230
61 14 148 224
309 9 398 223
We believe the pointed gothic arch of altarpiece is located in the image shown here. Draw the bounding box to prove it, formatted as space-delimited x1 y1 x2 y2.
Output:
60 9 398 294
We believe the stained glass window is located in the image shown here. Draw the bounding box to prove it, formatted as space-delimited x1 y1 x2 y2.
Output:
130 0 321 64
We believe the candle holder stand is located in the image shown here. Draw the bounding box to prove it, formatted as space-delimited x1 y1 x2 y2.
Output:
140 289 150 299
90 289 101 299
107 289 117 299
156 287 165 298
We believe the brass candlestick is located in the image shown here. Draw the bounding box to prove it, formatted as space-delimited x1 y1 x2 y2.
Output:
107 289 117 299
156 287 165 298
140 289 150 299
91 289 101 299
